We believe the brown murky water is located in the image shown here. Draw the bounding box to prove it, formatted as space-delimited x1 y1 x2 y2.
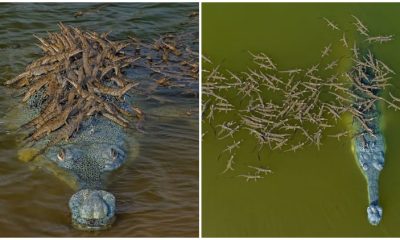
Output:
0 3 198 237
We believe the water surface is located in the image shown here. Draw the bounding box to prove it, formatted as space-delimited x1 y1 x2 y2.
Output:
0 3 198 237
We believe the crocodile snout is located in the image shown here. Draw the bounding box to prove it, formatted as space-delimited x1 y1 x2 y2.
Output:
367 204 383 226
69 189 116 231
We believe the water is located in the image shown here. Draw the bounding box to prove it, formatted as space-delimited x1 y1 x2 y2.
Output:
0 3 198 237
202 3 400 237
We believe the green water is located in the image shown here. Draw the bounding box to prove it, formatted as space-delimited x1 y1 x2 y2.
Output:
202 3 400 237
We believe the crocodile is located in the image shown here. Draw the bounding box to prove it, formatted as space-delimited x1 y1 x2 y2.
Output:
5 24 139 231
350 52 386 226
4 19 198 230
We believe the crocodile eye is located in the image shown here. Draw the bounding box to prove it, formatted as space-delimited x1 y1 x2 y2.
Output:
57 149 65 161
111 148 117 160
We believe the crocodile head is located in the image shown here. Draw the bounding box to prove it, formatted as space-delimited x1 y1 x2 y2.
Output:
45 141 126 230
41 118 130 230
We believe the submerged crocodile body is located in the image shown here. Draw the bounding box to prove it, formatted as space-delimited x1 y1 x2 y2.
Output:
350 55 385 226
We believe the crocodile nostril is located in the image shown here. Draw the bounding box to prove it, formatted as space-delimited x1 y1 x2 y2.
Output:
87 219 96 225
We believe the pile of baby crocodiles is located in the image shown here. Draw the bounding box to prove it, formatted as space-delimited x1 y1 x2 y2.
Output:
6 23 198 149
6 23 137 147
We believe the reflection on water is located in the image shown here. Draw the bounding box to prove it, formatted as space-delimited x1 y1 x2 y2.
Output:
202 3 400 237
0 3 198 237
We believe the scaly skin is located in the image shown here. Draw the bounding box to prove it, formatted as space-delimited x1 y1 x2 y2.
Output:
352 110 384 226
43 114 135 230
351 61 385 226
